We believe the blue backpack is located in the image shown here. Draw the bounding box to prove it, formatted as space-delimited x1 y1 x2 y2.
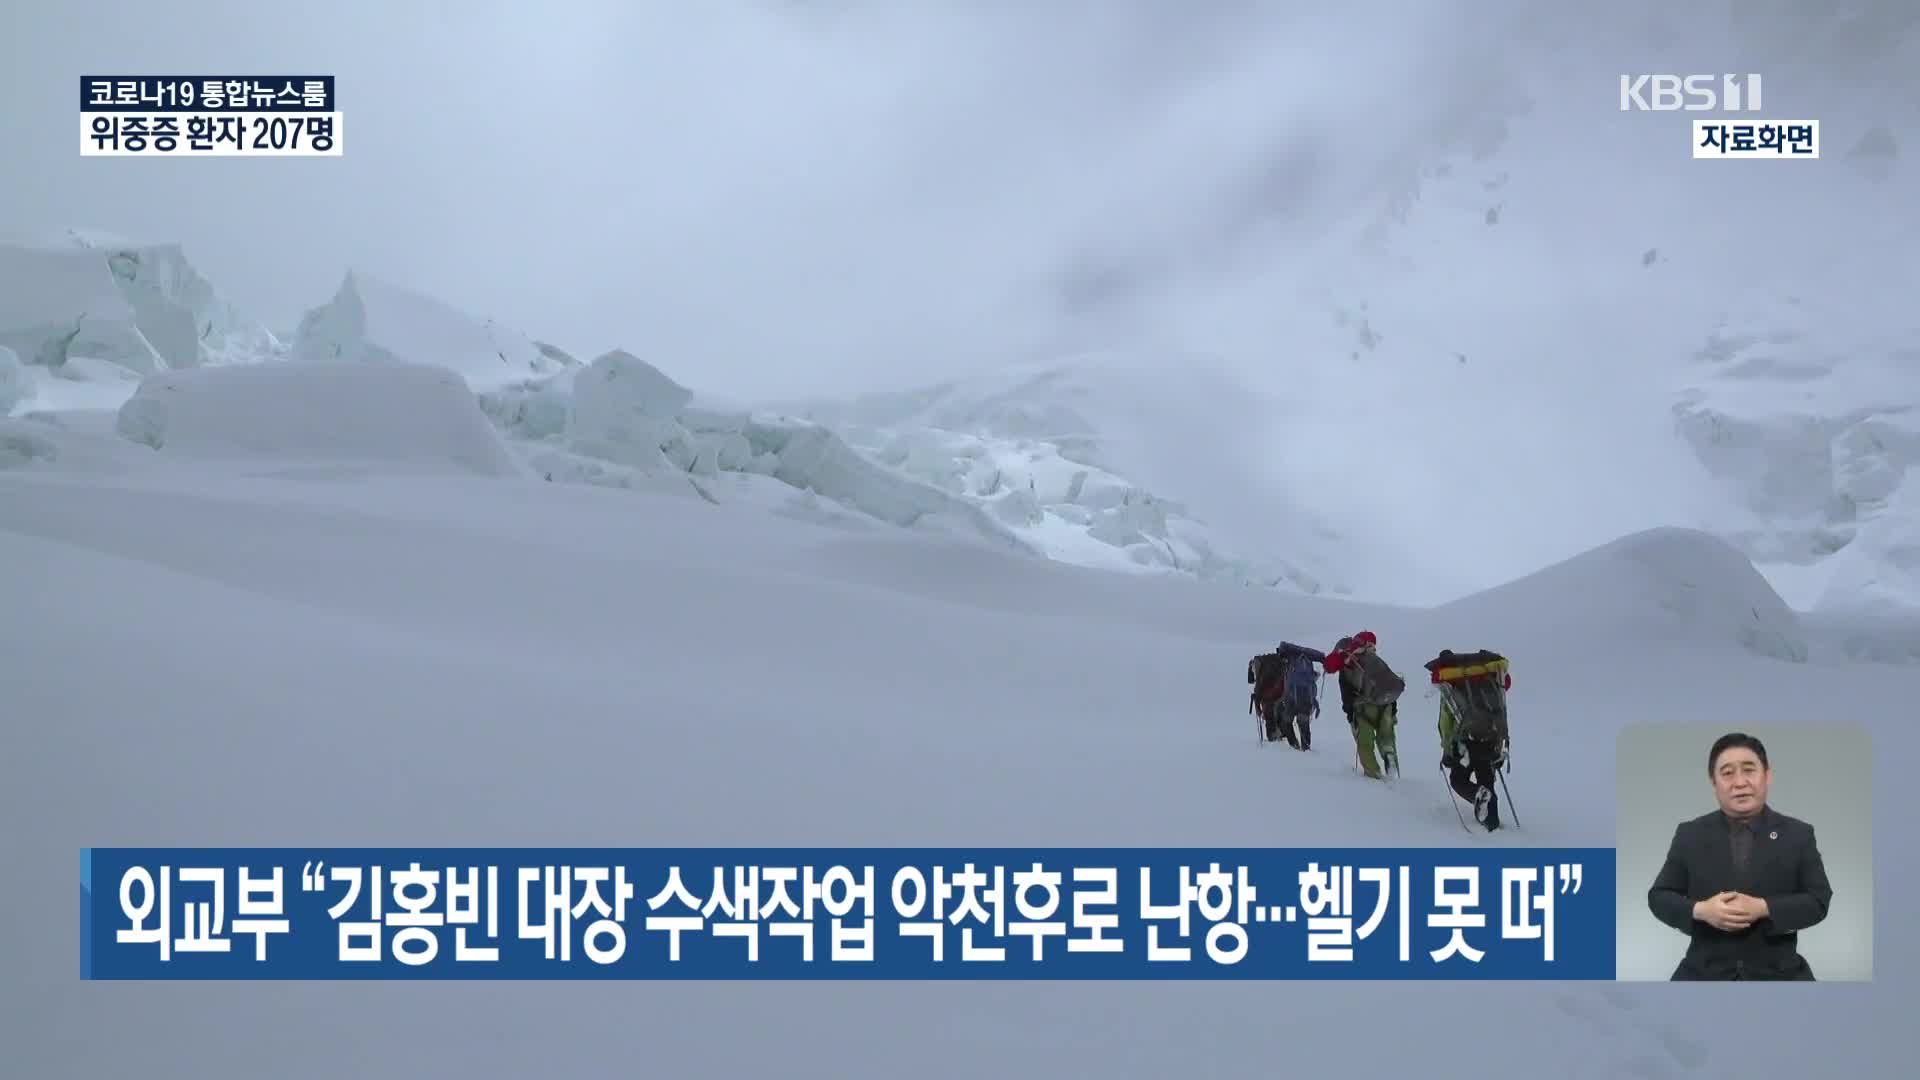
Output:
1248 642 1325 716
1283 653 1320 715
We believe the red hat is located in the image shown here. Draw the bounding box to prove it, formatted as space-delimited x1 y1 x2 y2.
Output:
1352 630 1377 647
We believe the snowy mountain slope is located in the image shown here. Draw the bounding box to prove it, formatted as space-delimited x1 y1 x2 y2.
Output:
0 227 1400 598
8 198 1913 610
1671 294 1920 612
3 377 1910 1077
1066 8 1920 613
780 354 1360 597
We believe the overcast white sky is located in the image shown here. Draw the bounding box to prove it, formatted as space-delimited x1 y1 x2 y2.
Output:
5 1 1916 403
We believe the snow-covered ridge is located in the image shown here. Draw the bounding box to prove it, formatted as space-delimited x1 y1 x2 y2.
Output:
290 270 571 390
1436 526 1810 663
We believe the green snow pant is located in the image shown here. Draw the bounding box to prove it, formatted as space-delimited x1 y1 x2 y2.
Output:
1353 702 1398 778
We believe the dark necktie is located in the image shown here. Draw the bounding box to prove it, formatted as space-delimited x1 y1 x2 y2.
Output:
1731 822 1753 875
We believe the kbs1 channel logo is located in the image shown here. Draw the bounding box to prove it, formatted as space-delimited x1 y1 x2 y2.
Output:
79 76 342 157
1617 73 1819 160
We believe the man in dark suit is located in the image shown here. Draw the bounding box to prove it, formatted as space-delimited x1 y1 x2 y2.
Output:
1646 732 1834 980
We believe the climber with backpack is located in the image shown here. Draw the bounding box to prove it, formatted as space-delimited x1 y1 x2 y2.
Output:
1327 636 1358 732
1246 641 1327 750
1328 630 1404 779
1426 649 1513 831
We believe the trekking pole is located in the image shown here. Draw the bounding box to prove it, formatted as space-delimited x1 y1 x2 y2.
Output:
1496 767 1522 829
1442 762 1474 833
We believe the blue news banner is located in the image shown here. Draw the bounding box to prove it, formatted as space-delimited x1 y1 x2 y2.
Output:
81 847 1616 980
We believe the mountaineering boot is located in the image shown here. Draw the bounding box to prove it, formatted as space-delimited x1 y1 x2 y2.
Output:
1269 705 1296 748
1374 705 1399 777
1473 786 1502 830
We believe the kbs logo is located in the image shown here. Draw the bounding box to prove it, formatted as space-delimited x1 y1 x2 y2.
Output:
1619 74 1763 112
